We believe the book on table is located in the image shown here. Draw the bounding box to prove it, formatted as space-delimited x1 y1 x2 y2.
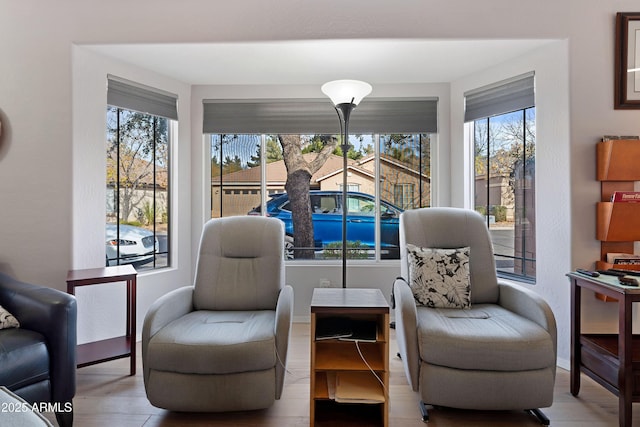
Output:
611 191 640 203
334 371 385 404
606 252 640 265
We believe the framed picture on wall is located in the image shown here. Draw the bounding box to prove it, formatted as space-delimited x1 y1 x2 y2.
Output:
615 12 640 109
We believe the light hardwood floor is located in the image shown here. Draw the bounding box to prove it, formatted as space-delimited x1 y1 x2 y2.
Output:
43 323 633 426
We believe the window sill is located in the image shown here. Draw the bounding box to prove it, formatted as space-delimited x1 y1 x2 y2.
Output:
497 271 536 285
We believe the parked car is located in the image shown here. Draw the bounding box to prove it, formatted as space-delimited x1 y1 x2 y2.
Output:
106 223 158 266
248 191 403 259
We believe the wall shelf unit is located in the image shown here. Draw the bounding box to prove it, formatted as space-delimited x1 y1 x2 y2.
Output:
596 139 640 182
596 202 640 242
595 139 640 299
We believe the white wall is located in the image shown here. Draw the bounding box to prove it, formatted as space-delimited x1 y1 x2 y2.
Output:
451 40 571 367
568 4 640 332
1 0 639 365
71 46 193 343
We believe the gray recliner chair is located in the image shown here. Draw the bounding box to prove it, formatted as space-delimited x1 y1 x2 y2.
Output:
142 216 294 412
392 207 556 424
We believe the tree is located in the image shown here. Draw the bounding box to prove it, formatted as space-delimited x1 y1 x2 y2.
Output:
222 154 243 174
211 156 221 177
266 136 283 162
474 109 535 193
246 143 261 168
472 108 536 225
106 107 168 224
278 134 340 259
303 134 364 160
474 110 535 179
473 119 490 176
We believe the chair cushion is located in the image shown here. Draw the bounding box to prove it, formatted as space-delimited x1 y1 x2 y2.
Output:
417 304 554 371
0 387 53 426
193 217 284 311
406 244 471 309
0 329 50 390
147 310 277 375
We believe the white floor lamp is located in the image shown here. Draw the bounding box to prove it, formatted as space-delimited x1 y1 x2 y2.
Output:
321 79 372 288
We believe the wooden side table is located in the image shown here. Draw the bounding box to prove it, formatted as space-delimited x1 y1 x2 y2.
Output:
310 288 390 427
66 265 137 376
567 271 640 427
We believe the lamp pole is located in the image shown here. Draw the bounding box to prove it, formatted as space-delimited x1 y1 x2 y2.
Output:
322 80 372 288
336 102 353 288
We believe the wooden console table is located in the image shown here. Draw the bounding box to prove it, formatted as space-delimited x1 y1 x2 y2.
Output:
66 265 137 376
310 288 389 427
567 272 640 427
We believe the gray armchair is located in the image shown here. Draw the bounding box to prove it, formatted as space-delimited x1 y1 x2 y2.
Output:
142 216 294 412
393 207 556 424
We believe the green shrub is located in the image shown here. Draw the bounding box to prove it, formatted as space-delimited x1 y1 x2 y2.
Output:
323 241 369 260
491 205 507 222
140 201 154 226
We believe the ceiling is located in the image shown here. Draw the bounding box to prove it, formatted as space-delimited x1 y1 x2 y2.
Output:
85 39 554 86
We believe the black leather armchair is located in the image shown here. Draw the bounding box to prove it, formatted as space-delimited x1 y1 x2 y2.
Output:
0 272 77 427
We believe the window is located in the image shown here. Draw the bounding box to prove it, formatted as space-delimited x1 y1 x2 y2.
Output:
210 134 262 218
380 134 431 211
106 77 176 271
339 183 361 192
394 184 415 209
204 98 437 261
348 194 375 215
465 73 536 282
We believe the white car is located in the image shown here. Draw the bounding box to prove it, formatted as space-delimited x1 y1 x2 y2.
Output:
106 224 158 266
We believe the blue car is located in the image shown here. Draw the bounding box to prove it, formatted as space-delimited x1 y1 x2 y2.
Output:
249 191 403 259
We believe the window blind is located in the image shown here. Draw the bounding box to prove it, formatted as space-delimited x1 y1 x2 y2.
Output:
464 72 535 122
107 75 178 120
203 98 438 134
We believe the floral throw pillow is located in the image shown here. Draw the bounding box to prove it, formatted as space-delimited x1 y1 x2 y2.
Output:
0 305 19 329
406 244 471 309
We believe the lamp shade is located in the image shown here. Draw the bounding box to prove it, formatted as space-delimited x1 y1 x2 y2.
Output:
321 80 372 106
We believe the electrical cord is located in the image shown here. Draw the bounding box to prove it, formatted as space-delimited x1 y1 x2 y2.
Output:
275 346 294 376
354 340 387 392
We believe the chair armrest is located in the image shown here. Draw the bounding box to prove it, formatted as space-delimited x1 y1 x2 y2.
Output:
498 281 557 357
0 272 77 403
393 277 420 391
142 286 194 340
142 286 194 381
274 285 294 399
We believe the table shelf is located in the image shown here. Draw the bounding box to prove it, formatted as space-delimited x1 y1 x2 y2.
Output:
580 334 640 399
67 265 137 376
77 336 133 367
315 341 385 371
